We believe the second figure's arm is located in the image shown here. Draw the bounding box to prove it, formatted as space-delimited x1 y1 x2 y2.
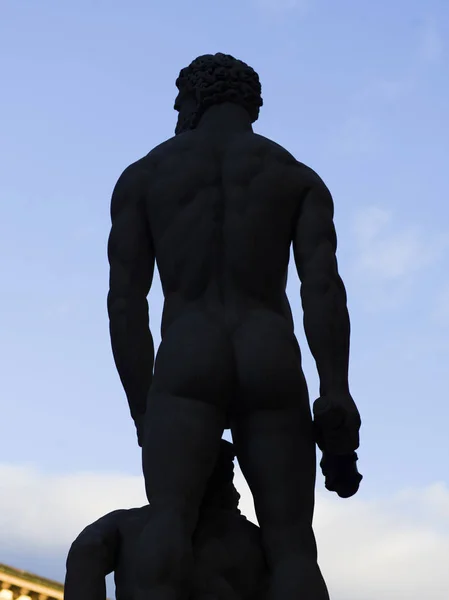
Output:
107 162 155 446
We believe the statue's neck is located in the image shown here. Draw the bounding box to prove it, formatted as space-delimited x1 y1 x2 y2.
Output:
196 102 253 134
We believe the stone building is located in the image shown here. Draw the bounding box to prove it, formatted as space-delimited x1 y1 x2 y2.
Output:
0 564 63 600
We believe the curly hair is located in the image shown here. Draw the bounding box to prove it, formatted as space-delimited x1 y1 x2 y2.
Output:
174 53 263 134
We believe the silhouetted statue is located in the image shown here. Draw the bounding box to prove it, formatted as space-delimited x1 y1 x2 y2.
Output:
92 53 362 600
65 441 267 600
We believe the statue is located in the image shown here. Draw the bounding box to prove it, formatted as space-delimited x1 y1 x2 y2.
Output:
65 53 362 600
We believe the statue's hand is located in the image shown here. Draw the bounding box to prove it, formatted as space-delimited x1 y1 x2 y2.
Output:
319 451 363 498
313 393 362 498
313 393 361 455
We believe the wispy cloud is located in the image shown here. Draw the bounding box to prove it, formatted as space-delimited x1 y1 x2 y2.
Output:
327 17 444 159
417 18 444 65
353 207 439 279
354 76 415 106
1 463 448 599
0 464 146 553
327 116 382 155
314 482 449 599
349 206 448 310
432 283 449 326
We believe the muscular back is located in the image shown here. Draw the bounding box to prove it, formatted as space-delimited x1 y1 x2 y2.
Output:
108 123 352 426
143 131 308 331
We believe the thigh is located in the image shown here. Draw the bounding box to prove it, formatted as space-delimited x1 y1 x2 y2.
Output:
231 407 317 565
144 311 232 510
151 310 235 410
232 310 309 413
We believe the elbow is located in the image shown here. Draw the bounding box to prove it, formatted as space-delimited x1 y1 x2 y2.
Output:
107 292 127 316
107 291 149 324
300 270 347 300
107 292 128 320
300 272 333 294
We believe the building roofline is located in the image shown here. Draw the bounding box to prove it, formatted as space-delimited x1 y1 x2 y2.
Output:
0 562 110 599
0 563 63 591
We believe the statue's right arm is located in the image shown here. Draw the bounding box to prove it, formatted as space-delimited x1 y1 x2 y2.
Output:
292 170 361 454
293 173 351 398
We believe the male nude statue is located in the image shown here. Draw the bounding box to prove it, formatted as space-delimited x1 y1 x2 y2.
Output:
107 53 362 600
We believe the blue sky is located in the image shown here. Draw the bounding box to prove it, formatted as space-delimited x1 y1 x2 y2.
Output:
1 1 448 598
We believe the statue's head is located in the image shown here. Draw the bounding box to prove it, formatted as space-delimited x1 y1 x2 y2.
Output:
174 53 263 135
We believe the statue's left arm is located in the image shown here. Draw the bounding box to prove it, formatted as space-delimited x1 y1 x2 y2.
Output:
107 162 155 446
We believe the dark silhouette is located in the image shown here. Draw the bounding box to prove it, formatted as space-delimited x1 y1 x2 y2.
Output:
101 53 362 599
65 441 267 600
